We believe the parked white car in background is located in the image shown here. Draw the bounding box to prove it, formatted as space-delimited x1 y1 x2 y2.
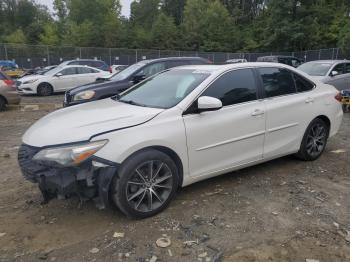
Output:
298 60 350 91
17 65 111 96
18 63 343 218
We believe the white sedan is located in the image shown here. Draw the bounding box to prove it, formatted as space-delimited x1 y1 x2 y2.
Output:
19 63 343 218
17 65 111 96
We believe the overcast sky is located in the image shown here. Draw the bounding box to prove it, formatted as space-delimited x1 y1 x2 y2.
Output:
35 0 132 17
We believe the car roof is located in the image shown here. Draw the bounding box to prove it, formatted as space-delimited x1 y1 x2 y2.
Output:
176 62 294 72
141 56 208 64
57 65 101 70
304 60 349 64
258 55 299 59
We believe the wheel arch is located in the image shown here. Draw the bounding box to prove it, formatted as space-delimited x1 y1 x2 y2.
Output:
0 94 8 104
315 115 331 135
37 81 54 90
120 145 184 188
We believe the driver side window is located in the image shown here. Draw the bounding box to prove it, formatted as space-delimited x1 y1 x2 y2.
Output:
139 62 166 78
331 64 344 75
201 69 258 106
60 67 77 76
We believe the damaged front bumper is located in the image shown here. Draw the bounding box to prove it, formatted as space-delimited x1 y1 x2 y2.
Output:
18 144 118 209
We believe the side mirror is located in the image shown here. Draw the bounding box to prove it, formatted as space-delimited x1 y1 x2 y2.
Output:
96 77 107 82
197 96 222 112
55 73 63 77
133 74 146 83
330 71 339 77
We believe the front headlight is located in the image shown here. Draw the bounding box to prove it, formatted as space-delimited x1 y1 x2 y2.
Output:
23 79 38 84
73 90 96 101
33 140 108 166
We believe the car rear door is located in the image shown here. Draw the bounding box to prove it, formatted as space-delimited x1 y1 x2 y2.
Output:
76 67 101 86
257 67 316 158
183 68 265 177
51 67 79 91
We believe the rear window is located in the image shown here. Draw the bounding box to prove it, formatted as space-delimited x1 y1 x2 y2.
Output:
258 67 296 98
294 73 314 92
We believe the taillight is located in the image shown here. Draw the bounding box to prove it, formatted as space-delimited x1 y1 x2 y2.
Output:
3 79 14 86
335 92 342 102
109 66 112 73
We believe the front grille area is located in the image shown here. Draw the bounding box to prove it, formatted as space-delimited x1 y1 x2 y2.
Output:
18 144 47 182
64 91 71 104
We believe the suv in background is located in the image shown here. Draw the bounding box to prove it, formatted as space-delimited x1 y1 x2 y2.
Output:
59 59 111 72
64 57 211 106
257 56 303 67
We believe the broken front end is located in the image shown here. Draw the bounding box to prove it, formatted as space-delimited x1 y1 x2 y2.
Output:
17 142 118 209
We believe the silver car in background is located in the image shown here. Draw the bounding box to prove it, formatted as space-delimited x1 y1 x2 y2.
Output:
0 71 20 111
298 60 350 90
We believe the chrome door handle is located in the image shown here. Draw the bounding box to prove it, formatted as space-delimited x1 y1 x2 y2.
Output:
305 97 314 103
251 109 265 116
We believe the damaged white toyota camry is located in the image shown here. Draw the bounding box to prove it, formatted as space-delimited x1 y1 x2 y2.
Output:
18 63 343 218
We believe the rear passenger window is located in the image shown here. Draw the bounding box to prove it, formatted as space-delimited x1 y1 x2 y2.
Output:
294 73 314 92
345 63 350 74
258 68 296 98
201 69 257 106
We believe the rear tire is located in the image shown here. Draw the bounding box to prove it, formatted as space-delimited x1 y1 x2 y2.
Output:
0 96 6 111
296 118 329 161
37 83 53 96
111 149 179 219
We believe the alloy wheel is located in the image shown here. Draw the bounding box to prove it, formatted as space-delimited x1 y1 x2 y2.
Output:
125 160 173 212
306 122 327 157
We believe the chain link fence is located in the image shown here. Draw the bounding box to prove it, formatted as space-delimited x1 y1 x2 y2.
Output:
0 43 348 69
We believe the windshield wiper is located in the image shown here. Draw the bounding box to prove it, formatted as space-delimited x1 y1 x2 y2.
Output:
118 99 147 107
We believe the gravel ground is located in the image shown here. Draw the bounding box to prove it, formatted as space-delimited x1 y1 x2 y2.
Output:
20 94 65 105
0 98 349 262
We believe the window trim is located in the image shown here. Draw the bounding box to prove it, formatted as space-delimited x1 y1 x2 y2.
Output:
58 67 78 76
183 67 261 115
292 71 316 93
256 66 315 100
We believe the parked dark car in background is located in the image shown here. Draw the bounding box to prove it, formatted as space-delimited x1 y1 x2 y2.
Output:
60 59 111 73
64 57 211 106
257 56 303 67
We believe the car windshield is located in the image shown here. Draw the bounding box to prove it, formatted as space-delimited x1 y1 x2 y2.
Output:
298 62 332 76
42 66 64 76
110 63 145 81
116 69 210 109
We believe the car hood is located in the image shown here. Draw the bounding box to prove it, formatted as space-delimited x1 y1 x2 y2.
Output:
19 74 46 82
68 79 128 95
23 98 164 147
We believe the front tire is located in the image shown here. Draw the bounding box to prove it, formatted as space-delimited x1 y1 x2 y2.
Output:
111 149 179 219
296 118 329 161
37 83 53 96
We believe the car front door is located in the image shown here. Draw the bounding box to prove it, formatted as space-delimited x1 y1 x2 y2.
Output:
326 63 350 90
258 67 316 158
51 67 78 91
183 68 265 178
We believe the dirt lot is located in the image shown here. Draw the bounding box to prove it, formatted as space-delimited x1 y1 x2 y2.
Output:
0 95 349 262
